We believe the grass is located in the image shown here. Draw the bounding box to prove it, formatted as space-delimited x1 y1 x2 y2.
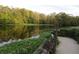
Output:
0 31 51 54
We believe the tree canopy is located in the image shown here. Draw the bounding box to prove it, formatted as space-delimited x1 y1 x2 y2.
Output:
0 5 79 27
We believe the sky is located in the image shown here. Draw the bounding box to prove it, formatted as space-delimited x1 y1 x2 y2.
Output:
0 0 79 16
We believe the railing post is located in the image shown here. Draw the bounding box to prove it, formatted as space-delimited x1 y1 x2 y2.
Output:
51 30 57 54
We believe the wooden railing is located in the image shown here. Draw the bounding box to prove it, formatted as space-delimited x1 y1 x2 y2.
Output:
33 32 57 54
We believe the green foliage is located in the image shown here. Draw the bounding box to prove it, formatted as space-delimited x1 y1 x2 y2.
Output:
40 31 51 38
0 6 79 27
58 27 79 43
0 32 51 54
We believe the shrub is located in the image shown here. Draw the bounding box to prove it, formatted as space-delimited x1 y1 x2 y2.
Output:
58 27 79 43
0 32 51 54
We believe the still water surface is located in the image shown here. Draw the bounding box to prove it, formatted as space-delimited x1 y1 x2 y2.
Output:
0 25 53 42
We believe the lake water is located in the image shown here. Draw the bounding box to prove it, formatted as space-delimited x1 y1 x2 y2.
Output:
56 37 79 54
0 25 53 42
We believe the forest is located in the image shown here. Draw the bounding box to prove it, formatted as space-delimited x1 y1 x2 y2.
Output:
0 5 79 27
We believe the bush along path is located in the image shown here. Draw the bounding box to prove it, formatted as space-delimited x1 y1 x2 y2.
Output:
58 27 79 43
